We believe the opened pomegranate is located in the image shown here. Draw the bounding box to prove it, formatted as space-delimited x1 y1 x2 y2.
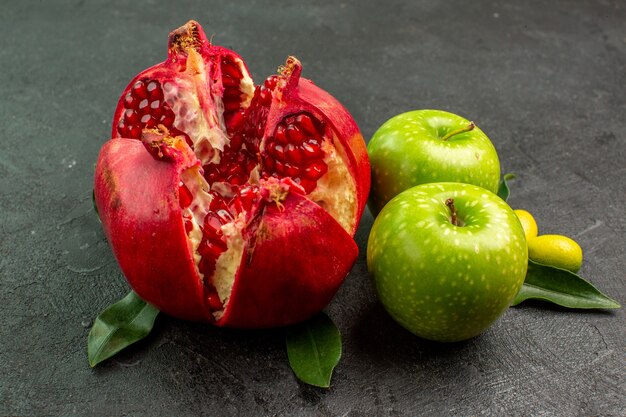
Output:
94 20 370 327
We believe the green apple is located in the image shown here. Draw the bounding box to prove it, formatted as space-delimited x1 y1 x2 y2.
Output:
368 109 501 215
367 182 527 342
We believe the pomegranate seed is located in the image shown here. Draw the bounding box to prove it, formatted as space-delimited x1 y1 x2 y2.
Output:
150 99 162 113
229 164 243 175
124 92 137 108
296 113 319 135
229 134 243 151
274 160 286 175
216 209 233 223
274 125 288 145
129 125 142 139
258 87 272 105
273 144 285 160
161 108 175 126
264 75 278 89
302 140 324 160
224 99 241 112
226 109 246 132
204 212 223 231
222 61 241 78
124 109 139 124
138 99 150 114
285 163 300 177
256 122 265 138
198 257 215 276
263 155 275 171
184 217 194 234
132 80 148 99
285 144 304 165
223 75 239 87
179 183 193 209
147 81 163 101
206 292 223 311
199 241 224 260
304 161 328 180
299 179 317 194
286 125 305 144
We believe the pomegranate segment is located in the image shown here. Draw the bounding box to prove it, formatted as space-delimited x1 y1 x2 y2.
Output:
97 20 370 327
262 112 328 194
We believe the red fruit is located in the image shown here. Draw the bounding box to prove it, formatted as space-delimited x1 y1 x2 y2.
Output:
96 21 370 327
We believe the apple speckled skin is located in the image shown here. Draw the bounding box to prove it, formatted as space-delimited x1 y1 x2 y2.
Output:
367 182 528 342
368 109 500 216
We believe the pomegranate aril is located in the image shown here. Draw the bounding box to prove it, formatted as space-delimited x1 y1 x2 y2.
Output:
161 108 175 127
224 99 241 112
138 99 150 114
299 179 317 194
124 109 139 124
179 183 193 209
296 114 319 135
147 81 163 101
204 215 223 236
206 292 223 311
129 125 142 139
226 110 245 132
140 114 157 128
285 144 303 165
150 100 162 117
258 88 272 105
274 160 286 175
222 60 242 78
263 155 275 171
132 80 148 99
184 217 194 234
286 125 305 144
264 75 278 90
304 161 328 181
302 140 324 160
124 92 137 108
285 163 300 177
228 134 243 151
198 257 216 277
199 240 226 259
273 144 285 160
274 125 288 145
223 75 240 87
216 209 233 223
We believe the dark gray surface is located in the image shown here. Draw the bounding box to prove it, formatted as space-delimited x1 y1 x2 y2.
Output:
1 1 625 416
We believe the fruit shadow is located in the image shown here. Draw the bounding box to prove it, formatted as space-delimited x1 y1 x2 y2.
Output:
349 302 476 365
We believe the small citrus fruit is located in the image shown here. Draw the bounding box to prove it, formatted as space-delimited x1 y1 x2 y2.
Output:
527 234 583 272
514 209 538 241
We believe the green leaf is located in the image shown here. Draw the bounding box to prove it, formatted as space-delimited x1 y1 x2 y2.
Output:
497 173 516 201
286 313 342 388
88 291 160 367
512 260 621 309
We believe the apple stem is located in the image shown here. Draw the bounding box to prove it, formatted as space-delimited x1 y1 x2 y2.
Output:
446 198 460 226
441 122 475 141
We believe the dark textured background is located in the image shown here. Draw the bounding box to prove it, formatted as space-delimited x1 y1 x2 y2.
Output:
1 1 625 416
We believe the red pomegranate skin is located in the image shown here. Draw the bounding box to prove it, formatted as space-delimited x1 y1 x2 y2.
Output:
220 191 359 328
94 138 211 321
